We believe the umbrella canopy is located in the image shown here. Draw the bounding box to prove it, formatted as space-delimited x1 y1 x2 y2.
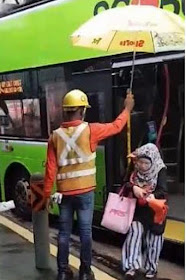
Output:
71 5 185 53
71 5 185 163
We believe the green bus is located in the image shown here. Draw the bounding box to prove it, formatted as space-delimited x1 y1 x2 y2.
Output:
0 0 184 243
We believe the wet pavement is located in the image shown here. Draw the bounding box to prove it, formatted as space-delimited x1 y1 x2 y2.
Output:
0 223 108 280
0 225 57 280
0 215 184 280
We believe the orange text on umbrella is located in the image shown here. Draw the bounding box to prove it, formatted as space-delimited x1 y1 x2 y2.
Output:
120 40 145 47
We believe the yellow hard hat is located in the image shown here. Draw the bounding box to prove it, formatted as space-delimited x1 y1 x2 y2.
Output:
62 89 91 109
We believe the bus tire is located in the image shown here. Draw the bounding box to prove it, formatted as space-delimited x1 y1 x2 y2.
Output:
14 178 32 220
4 164 32 220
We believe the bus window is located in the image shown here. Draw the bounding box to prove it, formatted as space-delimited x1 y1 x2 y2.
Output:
0 100 23 135
0 98 41 138
45 82 67 134
23 99 41 137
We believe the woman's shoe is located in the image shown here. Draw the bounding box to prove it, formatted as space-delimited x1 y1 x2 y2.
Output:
123 270 136 280
145 272 157 279
124 269 145 280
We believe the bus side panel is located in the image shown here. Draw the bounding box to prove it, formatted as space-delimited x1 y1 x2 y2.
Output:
0 140 47 200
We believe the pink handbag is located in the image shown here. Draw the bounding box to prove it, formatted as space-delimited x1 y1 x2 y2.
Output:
101 190 136 234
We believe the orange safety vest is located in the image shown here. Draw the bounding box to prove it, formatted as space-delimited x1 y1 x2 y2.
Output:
52 122 96 193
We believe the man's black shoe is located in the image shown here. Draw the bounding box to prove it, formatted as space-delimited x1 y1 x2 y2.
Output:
79 270 95 280
56 268 73 280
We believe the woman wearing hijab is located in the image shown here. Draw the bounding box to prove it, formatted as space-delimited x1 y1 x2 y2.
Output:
122 143 168 280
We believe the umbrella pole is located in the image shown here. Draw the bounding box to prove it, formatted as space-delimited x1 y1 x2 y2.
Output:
127 113 131 166
127 50 136 166
129 50 136 90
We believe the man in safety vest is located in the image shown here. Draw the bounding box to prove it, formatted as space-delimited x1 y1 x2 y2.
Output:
44 89 134 280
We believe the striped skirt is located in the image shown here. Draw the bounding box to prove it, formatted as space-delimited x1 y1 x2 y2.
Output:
122 221 164 275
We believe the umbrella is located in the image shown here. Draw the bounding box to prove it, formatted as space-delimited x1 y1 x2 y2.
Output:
71 4 185 161
71 5 184 54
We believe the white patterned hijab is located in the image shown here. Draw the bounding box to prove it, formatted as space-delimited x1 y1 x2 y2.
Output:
131 143 166 190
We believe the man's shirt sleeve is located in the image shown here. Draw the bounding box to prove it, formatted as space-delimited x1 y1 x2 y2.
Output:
44 136 57 198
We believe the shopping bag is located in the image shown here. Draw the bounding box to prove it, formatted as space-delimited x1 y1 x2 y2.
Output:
148 199 169 224
101 191 136 234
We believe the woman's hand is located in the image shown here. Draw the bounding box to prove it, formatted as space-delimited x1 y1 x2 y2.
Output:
133 185 147 199
146 194 155 202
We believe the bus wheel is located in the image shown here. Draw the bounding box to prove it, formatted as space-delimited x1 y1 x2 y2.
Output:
14 179 32 220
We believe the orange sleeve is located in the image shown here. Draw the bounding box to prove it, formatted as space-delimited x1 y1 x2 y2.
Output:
44 136 58 198
89 108 129 152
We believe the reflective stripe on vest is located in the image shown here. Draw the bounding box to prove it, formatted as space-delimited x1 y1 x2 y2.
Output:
55 123 96 167
57 167 96 180
59 153 96 166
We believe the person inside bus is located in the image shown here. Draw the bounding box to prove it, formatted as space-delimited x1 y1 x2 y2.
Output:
43 89 134 280
122 143 168 280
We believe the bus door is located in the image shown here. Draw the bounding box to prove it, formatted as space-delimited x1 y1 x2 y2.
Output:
111 53 185 199
71 63 113 213
111 55 160 186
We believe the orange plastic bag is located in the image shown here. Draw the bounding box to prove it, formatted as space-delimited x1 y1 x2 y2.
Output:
148 199 168 224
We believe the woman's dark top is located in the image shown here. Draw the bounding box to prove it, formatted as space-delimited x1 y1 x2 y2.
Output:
125 168 167 235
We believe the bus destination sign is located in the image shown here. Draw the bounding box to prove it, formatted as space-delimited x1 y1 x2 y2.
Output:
0 80 23 94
